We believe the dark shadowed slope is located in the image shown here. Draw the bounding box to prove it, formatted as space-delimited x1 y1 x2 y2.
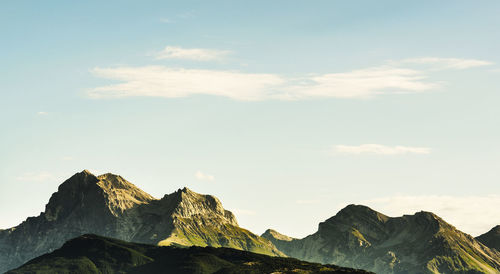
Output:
0 170 282 273
7 234 373 274
477 226 500 252
262 205 500 274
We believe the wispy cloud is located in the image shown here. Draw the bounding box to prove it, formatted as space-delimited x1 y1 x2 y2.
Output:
89 57 491 101
89 66 435 101
285 66 435 99
159 18 173 24
90 66 284 101
335 144 431 155
37 111 48 115
195 170 215 181
399 57 492 70
16 172 55 182
156 46 230 61
361 195 500 236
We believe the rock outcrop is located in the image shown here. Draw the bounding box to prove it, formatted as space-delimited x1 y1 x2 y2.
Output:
262 205 500 274
0 170 282 273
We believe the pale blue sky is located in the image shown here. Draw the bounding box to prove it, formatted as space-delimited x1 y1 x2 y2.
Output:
1 1 499 237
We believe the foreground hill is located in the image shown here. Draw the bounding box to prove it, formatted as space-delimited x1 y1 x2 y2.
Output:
7 234 373 274
477 226 500 252
262 205 500 274
0 170 282 273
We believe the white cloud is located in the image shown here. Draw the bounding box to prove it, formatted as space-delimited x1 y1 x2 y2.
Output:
89 66 436 101
231 209 257 216
90 66 285 101
361 195 500 236
335 144 431 155
400 57 492 70
156 46 230 61
89 57 491 101
16 172 55 182
284 67 436 99
37 111 48 115
195 170 215 181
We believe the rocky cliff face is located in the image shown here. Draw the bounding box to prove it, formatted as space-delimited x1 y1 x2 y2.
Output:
477 225 500 252
262 205 500 274
0 170 282 273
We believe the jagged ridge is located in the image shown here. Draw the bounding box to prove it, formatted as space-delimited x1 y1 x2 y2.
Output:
0 170 282 273
262 204 500 274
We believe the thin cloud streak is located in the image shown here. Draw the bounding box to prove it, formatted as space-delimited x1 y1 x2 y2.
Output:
156 46 230 61
90 66 284 101
335 144 431 155
89 66 437 101
399 57 492 70
89 57 491 101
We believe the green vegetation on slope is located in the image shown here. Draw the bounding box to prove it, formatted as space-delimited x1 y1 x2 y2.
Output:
7 234 374 274
262 205 500 274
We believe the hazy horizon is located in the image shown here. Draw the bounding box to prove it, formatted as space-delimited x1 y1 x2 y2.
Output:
1 0 499 238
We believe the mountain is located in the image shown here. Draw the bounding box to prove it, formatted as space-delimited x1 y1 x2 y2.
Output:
477 226 500 252
0 170 282 273
6 234 373 274
262 204 500 274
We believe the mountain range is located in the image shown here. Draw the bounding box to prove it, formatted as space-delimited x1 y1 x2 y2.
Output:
6 234 372 274
1 170 499 274
0 170 281 273
262 205 500 273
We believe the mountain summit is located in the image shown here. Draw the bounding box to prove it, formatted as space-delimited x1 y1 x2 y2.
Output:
262 205 500 274
0 170 282 273
44 170 155 222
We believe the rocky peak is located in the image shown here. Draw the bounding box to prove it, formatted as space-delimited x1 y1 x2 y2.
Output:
96 173 156 216
262 229 295 242
319 205 389 234
44 170 156 221
170 187 238 226
334 204 390 223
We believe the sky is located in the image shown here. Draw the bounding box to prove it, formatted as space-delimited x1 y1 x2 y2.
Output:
1 0 499 238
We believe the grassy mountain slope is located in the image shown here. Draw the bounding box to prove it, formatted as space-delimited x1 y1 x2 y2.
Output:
7 234 373 274
262 205 500 274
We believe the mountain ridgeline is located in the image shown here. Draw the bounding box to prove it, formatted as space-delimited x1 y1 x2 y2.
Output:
0 170 282 273
477 226 500 252
1 170 499 274
262 205 500 274
7 234 372 274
